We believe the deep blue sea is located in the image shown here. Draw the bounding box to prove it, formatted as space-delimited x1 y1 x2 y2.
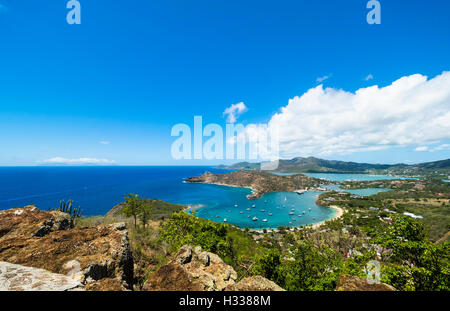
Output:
0 167 395 229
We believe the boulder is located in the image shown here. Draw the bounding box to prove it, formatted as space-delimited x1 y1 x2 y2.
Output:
336 274 396 291
143 245 237 291
225 276 285 291
0 206 133 290
0 261 83 291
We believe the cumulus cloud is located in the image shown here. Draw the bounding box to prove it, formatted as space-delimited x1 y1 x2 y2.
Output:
246 71 450 158
223 102 248 123
365 74 374 81
99 141 110 145
316 74 331 83
41 157 116 164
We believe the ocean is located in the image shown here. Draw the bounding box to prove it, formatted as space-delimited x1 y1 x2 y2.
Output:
0 166 393 229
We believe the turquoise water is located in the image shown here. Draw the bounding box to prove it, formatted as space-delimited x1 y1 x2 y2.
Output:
444 180 450 183
303 173 412 182
195 189 335 229
324 184 391 196
0 166 335 228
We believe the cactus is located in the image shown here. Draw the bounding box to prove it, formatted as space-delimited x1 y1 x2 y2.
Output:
51 199 83 222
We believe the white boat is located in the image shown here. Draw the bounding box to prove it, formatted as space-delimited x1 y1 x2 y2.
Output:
246 208 251 211
289 212 295 215
268 213 273 216
260 209 266 212
223 218 227 222
252 204 256 208
308 208 311 211
234 204 238 207
262 219 268 222
252 216 258 221
215 215 219 218
240 211 244 214
302 211 306 214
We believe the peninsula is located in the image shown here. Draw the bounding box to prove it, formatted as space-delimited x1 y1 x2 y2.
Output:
185 170 328 199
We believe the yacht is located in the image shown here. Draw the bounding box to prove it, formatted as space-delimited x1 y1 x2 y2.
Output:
252 216 258 221
268 213 273 216
223 218 227 222
262 219 268 222
260 209 266 212
302 211 306 214
240 211 244 214
252 204 256 208
246 208 251 211
289 212 295 215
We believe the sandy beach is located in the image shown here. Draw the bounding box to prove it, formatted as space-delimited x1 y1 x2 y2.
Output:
311 205 344 229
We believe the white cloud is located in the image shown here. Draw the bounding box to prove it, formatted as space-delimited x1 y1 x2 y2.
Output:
246 71 450 158
223 102 248 123
99 141 110 145
41 157 116 164
430 144 450 152
365 74 374 81
415 146 428 152
316 74 331 83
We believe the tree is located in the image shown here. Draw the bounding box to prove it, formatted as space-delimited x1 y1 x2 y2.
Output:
139 200 155 228
121 193 141 228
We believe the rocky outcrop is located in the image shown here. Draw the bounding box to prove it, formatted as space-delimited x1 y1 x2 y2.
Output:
143 245 238 291
0 261 84 291
336 274 396 291
225 276 285 291
143 245 284 291
0 206 133 290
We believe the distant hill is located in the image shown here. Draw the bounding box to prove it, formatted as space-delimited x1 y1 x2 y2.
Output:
218 157 450 176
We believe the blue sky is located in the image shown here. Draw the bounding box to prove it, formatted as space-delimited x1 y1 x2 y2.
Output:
0 0 449 166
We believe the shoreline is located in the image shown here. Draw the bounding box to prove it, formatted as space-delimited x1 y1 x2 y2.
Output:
310 205 344 229
184 180 345 231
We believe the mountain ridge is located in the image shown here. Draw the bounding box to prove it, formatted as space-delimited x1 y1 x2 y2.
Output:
217 157 450 176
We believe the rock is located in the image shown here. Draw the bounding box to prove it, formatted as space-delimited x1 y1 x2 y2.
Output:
225 276 285 291
0 205 72 240
0 261 84 291
0 207 134 290
143 245 237 291
336 274 396 291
